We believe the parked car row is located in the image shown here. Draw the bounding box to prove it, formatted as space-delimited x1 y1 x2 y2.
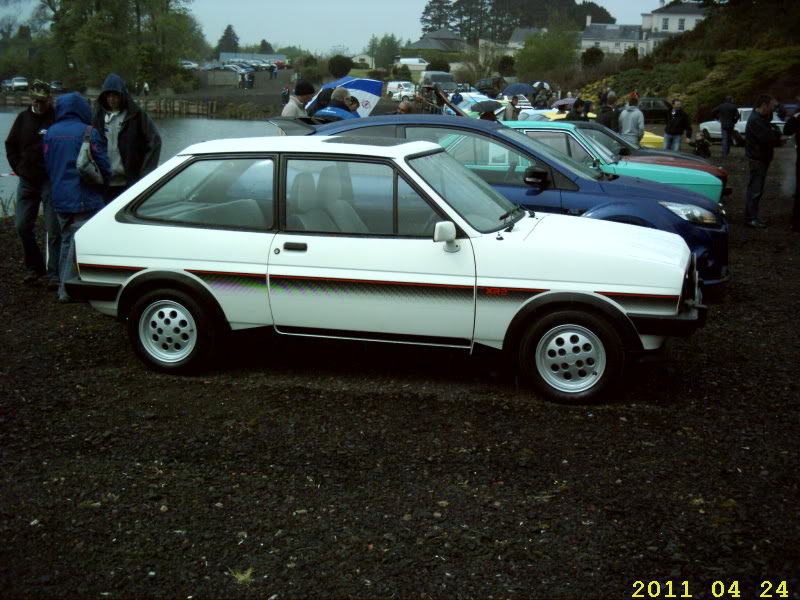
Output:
67 134 706 405
699 107 786 146
1 76 29 92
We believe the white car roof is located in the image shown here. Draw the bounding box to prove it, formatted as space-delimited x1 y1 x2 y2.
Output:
178 136 442 159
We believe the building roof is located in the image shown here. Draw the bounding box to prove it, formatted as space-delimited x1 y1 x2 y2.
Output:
508 27 543 45
406 38 452 52
581 24 643 41
652 1 706 15
424 28 462 40
406 29 467 52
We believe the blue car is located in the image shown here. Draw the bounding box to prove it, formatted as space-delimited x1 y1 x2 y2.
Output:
270 115 729 285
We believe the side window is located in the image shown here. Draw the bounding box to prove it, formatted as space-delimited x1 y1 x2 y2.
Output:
406 126 532 185
398 178 439 237
567 136 593 163
524 130 570 157
285 159 438 237
134 158 274 230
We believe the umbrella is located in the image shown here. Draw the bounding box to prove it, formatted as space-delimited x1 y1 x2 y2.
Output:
532 81 551 90
502 82 535 97
470 100 503 114
553 97 576 108
305 76 383 117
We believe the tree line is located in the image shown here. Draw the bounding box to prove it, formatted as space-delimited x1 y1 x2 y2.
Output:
420 0 615 44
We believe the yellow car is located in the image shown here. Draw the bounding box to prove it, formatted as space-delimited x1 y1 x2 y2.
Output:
543 110 664 148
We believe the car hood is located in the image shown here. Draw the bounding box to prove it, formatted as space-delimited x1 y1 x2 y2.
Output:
479 213 690 294
597 174 719 212
613 160 720 188
625 155 728 184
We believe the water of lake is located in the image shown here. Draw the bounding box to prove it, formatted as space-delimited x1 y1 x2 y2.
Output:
0 107 269 211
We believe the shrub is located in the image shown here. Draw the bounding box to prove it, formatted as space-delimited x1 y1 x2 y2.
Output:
367 69 388 81
497 55 515 76
392 64 412 80
328 54 354 78
426 58 450 72
582 47 604 69
300 66 322 84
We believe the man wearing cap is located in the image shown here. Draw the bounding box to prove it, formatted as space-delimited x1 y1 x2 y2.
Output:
4 79 61 287
281 80 315 117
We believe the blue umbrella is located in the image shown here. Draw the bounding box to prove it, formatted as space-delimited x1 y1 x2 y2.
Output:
502 82 535 97
306 76 384 117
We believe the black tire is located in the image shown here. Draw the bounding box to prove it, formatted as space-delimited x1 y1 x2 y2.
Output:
127 288 218 374
702 129 711 142
519 310 625 404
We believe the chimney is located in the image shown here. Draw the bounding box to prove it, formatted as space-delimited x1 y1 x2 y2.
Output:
659 0 665 6
586 14 592 27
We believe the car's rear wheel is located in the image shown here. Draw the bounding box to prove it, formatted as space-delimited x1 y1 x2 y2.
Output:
702 129 711 142
519 310 625 404
401 95 410 102
128 288 217 373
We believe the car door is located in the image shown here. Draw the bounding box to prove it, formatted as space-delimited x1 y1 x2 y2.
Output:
403 126 563 214
268 156 476 346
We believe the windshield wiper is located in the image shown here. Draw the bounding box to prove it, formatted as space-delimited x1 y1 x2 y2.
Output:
498 204 525 221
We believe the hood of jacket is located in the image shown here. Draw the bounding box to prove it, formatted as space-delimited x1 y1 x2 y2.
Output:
98 73 131 112
55 92 92 125
623 106 640 113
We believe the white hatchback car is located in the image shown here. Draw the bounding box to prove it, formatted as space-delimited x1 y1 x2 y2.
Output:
386 81 416 102
68 137 705 403
699 107 785 146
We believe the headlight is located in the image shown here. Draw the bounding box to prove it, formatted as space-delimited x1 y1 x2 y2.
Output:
658 202 722 227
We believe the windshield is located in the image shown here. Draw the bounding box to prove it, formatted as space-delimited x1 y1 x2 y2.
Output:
577 129 619 163
497 127 602 181
408 151 519 233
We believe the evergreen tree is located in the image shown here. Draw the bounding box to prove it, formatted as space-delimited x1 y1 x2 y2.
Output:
420 0 453 33
215 24 239 57
259 39 274 54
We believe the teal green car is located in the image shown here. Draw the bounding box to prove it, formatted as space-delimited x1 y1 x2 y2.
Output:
501 120 724 204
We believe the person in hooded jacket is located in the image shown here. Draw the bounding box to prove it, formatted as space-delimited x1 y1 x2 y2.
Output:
4 79 61 286
711 96 740 157
91 73 161 205
597 92 620 132
44 93 111 303
618 96 645 145
663 99 692 152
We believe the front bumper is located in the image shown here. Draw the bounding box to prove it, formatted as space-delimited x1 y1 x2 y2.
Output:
628 301 707 337
65 277 121 302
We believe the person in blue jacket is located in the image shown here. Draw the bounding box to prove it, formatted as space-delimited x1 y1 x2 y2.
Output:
313 87 360 121
44 92 111 303
92 73 161 204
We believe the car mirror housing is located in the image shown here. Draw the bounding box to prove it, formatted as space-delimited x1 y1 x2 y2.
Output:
523 166 549 187
433 221 459 253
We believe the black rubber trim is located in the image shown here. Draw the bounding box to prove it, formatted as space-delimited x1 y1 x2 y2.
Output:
283 242 307 251
629 302 707 337
64 278 121 302
276 325 471 347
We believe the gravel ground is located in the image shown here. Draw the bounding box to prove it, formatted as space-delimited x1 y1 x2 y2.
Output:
1 144 798 599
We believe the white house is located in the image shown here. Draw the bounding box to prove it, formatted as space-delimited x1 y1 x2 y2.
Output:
352 54 374 69
579 0 706 56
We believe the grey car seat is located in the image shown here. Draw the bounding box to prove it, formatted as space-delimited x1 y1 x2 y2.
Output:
287 171 337 231
317 166 368 233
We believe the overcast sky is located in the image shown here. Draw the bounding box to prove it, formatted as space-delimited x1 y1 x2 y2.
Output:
2 0 667 56
192 0 666 55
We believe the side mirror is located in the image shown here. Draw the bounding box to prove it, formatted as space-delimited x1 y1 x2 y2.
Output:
523 166 549 187
433 221 460 253
618 146 631 156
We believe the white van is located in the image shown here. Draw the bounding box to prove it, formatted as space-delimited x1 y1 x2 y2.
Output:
397 57 429 66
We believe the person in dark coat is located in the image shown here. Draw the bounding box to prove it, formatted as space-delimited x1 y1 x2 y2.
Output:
663 99 692 152
712 96 740 157
565 98 588 121
597 92 620 132
91 73 162 205
4 80 61 286
44 93 111 302
744 94 782 228
783 99 800 232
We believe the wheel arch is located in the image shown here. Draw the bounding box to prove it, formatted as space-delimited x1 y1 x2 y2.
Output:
502 292 643 357
118 270 229 332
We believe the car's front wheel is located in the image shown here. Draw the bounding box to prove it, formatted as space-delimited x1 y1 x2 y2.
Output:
519 310 625 404
128 288 218 374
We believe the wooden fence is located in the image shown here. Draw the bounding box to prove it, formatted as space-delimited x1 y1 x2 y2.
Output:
1 93 220 117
